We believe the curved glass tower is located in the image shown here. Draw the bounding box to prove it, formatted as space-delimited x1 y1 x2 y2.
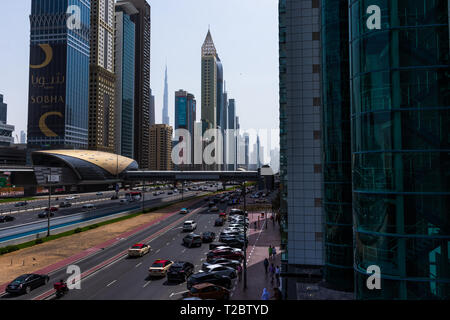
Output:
322 0 353 291
350 0 450 299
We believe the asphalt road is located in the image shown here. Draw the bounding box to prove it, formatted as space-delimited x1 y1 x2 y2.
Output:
1 196 239 300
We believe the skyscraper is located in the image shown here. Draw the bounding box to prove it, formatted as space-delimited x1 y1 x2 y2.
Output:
149 89 155 126
89 0 116 153
118 0 151 169
162 65 169 125
227 99 236 170
350 0 450 299
27 0 90 149
201 29 218 134
175 90 196 168
20 131 27 144
279 0 324 296
0 94 13 146
114 1 137 159
0 94 6 123
149 124 173 171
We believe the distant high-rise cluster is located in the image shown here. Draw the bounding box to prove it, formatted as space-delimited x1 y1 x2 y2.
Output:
0 94 14 146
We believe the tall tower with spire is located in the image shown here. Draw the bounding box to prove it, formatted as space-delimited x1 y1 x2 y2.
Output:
162 65 169 125
201 28 218 134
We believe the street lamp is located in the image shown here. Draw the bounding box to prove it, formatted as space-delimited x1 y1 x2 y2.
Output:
242 181 248 290
46 174 60 237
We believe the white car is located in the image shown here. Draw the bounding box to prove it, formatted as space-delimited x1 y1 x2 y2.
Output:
65 196 76 201
119 199 129 204
183 220 197 232
82 204 95 211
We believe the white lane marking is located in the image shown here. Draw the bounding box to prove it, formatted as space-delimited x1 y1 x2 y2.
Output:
143 281 151 288
135 262 142 268
182 249 186 253
166 242 170 246
169 290 189 298
155 249 160 254
106 280 117 287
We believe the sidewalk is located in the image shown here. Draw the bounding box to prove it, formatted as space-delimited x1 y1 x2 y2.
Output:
232 212 282 300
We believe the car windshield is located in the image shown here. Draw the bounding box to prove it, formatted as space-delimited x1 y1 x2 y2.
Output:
12 275 29 284
131 245 143 249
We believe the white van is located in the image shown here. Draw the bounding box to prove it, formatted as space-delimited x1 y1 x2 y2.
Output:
82 204 95 211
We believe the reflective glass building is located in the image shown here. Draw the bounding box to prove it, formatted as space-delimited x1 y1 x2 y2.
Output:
115 2 137 159
321 0 353 290
27 0 90 149
350 0 450 299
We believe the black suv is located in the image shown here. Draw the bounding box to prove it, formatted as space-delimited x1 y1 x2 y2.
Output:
167 261 195 282
187 272 232 290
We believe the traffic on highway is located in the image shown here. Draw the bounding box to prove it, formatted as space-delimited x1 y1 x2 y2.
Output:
0 185 274 301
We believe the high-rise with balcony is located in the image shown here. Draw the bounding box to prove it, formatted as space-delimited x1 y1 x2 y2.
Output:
118 0 151 169
149 124 173 171
27 0 90 149
89 0 116 153
350 0 449 299
114 1 137 159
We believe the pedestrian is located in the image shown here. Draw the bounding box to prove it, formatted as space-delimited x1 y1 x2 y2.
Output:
261 288 270 300
237 264 243 282
254 221 257 230
269 264 275 284
263 258 269 274
275 266 281 287
268 246 273 260
272 246 277 259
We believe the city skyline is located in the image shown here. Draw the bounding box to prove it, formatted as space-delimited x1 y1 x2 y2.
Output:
0 0 279 158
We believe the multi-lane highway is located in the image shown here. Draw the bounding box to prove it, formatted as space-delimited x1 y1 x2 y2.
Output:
0 184 222 243
1 196 241 300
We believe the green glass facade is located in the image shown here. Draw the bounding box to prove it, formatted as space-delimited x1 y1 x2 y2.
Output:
350 0 450 299
322 0 354 291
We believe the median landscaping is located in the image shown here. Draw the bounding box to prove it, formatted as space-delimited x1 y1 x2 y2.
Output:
0 196 204 286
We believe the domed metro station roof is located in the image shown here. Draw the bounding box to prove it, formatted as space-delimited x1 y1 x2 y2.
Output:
32 150 138 182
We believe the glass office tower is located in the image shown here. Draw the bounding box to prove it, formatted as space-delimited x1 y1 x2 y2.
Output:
350 0 450 299
115 2 137 159
27 0 90 149
321 0 353 290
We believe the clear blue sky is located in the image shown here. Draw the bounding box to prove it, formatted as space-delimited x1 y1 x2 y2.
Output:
0 0 279 157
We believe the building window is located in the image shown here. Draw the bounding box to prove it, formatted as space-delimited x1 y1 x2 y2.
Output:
312 32 320 41
314 164 322 173
312 0 319 8
313 97 321 106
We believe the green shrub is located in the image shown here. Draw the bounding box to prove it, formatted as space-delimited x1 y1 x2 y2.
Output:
74 228 82 234
35 239 43 245
0 245 20 255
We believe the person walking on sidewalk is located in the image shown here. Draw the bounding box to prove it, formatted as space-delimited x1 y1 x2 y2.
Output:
264 258 269 274
237 264 243 282
272 246 277 259
275 266 281 287
268 245 273 260
261 288 270 300
269 263 275 285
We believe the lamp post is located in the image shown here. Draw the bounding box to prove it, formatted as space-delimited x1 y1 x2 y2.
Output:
46 174 60 237
242 181 248 290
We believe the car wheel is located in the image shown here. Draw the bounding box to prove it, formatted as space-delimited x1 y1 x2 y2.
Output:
25 286 31 294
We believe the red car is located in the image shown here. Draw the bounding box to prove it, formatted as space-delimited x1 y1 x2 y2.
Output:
44 207 58 212
207 249 244 262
